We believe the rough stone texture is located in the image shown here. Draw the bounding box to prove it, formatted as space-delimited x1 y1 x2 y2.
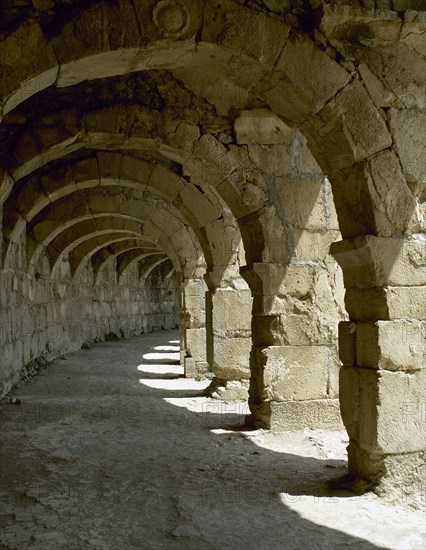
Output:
0 0 425 499
0 259 178 397
1 331 424 548
208 285 252 385
181 278 209 374
270 399 344 432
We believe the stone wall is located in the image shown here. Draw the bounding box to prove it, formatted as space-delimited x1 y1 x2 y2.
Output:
0 251 178 397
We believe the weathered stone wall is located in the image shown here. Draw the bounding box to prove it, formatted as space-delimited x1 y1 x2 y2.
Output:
0 250 178 397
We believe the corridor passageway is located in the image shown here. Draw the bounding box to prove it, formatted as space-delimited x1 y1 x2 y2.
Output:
1 1 425 501
1 331 424 550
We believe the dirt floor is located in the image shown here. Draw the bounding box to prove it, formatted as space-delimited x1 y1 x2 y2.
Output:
0 330 425 550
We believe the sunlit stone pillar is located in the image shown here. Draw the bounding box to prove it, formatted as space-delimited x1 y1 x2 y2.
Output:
204 278 252 399
332 235 426 494
180 278 208 377
243 261 344 431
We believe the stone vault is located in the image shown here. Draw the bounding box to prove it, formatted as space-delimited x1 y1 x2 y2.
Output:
0 0 425 497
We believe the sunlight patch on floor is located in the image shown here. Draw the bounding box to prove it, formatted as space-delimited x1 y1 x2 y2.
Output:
143 351 180 361
280 493 425 550
139 377 208 391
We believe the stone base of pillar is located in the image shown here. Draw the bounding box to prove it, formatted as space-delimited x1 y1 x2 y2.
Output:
246 398 343 431
346 440 425 505
204 377 249 400
184 356 196 377
184 356 209 377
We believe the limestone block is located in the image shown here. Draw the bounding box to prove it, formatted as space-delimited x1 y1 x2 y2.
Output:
291 132 323 177
185 327 206 363
190 134 237 187
331 235 426 289
183 279 206 327
259 345 329 401
275 35 350 116
73 158 99 187
252 315 285 347
357 321 425 371
320 5 402 52
293 230 341 261
258 205 289 264
345 285 426 321
212 336 251 380
251 263 314 298
328 348 341 399
234 110 293 145
224 165 268 217
208 379 249 401
367 149 419 235
174 63 249 118
302 80 392 172
340 367 426 454
212 288 252 333
247 144 293 177
149 164 184 203
277 310 336 347
276 177 326 229
386 286 426 320
358 63 396 109
179 184 220 227
400 16 426 57
184 356 197 378
388 108 426 187
270 399 343 432
51 0 140 65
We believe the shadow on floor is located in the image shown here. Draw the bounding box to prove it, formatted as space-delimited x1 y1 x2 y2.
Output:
0 330 394 549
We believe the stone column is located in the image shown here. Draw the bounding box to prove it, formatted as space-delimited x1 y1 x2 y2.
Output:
243 261 345 431
180 278 208 377
332 235 425 493
204 278 252 399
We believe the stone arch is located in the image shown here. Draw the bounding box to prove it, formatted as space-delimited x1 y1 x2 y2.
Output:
46 219 155 273
1 100 251 280
1 1 424 492
138 254 172 280
4 176 207 272
25 196 203 279
27 215 176 277
2 152 238 279
66 236 159 280
117 250 168 281
0 3 421 240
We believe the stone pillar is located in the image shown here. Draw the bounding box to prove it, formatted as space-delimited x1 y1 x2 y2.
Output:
332 235 425 494
204 278 253 399
181 278 208 377
243 261 345 431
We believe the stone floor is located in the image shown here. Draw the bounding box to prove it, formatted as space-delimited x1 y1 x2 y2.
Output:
0 330 424 550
